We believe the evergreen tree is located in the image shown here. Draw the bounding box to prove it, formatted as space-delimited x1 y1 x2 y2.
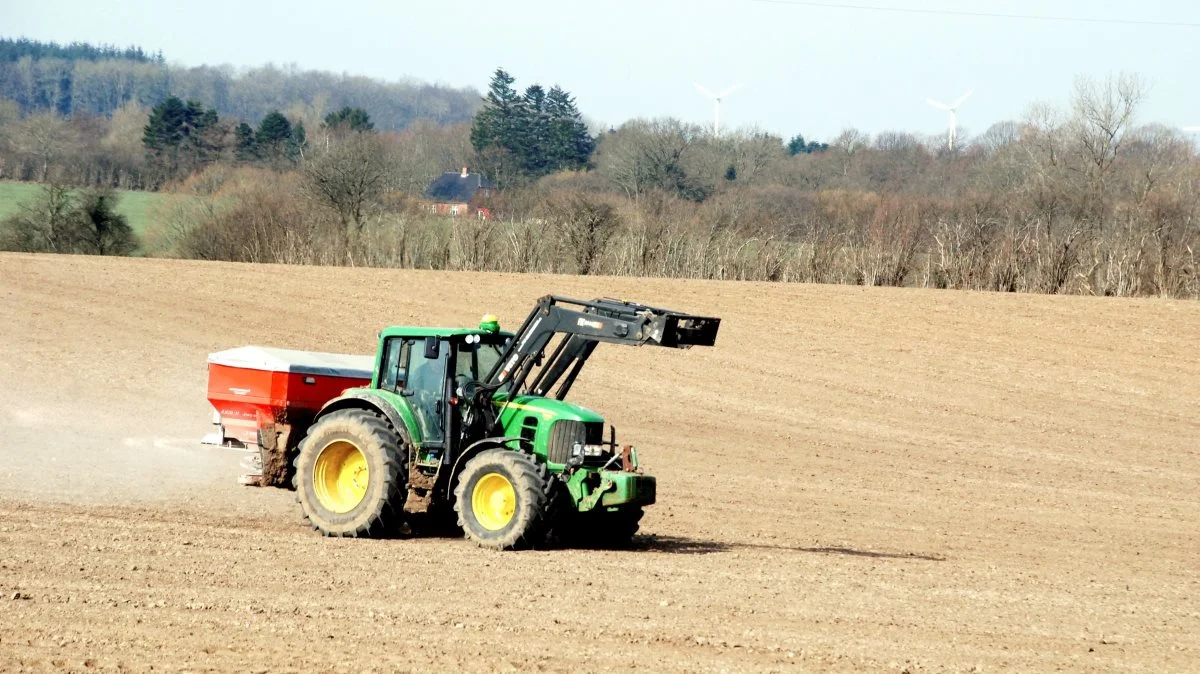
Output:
323 106 373 132
256 110 292 146
143 96 188 152
470 68 524 157
787 134 806 156
544 86 593 171
234 122 256 161
470 69 594 182
55 69 72 117
78 189 137 255
255 110 292 163
183 102 221 164
0 37 155 63
521 84 549 175
142 96 222 181
787 133 828 155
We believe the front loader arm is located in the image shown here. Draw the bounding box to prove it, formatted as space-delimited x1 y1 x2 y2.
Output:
483 295 720 400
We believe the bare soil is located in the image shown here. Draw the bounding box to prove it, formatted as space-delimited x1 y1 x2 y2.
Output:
1 253 1198 673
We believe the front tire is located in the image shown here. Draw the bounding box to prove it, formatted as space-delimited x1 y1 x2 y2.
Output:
453 449 550 550
293 409 407 537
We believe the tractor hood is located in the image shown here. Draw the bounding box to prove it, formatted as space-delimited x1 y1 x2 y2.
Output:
494 394 604 427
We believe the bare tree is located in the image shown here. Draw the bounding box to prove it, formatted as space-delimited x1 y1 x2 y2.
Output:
594 119 710 201
873 131 921 152
0 183 80 252
0 98 19 179
977 121 1020 155
1070 73 1146 216
697 129 786 188
388 120 473 195
14 112 80 182
102 102 149 187
815 128 867 179
1122 124 1192 202
541 192 621 274
302 131 391 234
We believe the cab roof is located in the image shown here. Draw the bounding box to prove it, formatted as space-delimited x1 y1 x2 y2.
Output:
378 326 513 339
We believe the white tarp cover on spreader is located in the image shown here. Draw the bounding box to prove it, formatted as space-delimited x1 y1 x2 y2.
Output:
207 346 374 378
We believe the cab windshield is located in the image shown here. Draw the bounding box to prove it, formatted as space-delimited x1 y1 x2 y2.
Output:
454 336 508 382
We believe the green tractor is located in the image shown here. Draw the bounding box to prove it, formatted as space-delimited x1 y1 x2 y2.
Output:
293 295 721 549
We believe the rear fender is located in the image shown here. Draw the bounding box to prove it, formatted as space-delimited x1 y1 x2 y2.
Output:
316 392 412 446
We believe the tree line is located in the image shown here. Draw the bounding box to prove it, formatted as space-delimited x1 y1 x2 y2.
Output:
0 37 160 65
0 37 479 127
1 65 1196 299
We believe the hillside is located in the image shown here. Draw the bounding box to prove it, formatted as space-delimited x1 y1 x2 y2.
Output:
1 254 1197 671
0 37 479 128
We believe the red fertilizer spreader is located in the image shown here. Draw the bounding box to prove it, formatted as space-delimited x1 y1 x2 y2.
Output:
203 346 373 485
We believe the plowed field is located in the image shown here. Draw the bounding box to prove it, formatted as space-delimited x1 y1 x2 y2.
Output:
1 253 1197 672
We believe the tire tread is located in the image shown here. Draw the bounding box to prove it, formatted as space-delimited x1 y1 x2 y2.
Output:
293 409 408 538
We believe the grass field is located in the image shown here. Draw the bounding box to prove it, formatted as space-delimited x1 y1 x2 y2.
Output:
0 181 168 237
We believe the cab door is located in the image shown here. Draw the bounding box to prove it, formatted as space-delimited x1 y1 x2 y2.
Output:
403 337 449 453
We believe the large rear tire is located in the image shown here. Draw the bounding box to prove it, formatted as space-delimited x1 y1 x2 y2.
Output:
293 409 407 537
453 449 551 550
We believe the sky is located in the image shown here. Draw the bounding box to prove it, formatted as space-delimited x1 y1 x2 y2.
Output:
3 0 1198 141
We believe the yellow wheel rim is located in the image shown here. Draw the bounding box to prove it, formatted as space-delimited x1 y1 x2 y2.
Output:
472 472 516 531
312 440 370 514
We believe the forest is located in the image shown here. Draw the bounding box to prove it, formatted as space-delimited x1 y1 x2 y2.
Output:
0 39 1197 299
0 37 478 128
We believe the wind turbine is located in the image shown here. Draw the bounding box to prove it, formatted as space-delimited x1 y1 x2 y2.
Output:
695 83 742 137
926 89 974 151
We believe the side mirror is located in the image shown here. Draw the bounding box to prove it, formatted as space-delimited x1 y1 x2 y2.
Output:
423 336 441 360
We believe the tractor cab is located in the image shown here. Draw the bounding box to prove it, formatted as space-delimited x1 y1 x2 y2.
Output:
371 319 512 465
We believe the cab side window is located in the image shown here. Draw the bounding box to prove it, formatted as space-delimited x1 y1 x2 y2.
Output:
379 338 409 392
